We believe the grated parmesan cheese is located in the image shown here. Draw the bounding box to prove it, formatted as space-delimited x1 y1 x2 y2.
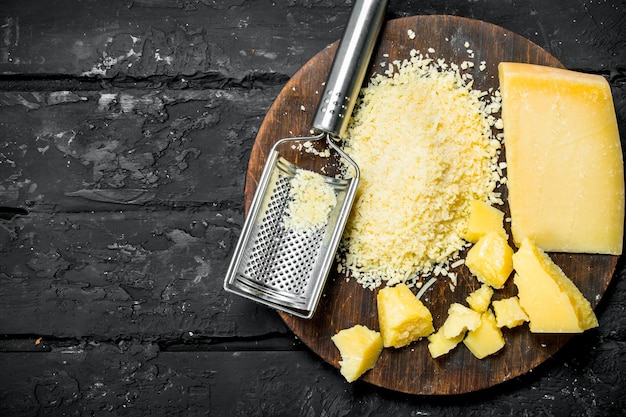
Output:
338 50 504 290
284 169 337 232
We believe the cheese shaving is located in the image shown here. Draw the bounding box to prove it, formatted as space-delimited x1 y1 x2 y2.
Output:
338 50 503 290
284 169 337 232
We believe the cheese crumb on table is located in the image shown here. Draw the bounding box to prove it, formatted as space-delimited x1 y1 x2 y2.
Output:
338 51 503 289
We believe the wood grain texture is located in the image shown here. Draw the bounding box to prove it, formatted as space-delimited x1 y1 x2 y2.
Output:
246 15 620 394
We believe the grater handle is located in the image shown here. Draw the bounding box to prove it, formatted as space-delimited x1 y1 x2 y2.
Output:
312 0 388 138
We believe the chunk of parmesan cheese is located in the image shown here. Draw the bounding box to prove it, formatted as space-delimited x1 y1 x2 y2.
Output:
339 52 503 289
499 62 624 254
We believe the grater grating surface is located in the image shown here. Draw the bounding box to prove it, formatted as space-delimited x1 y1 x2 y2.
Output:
224 149 357 318
241 170 324 297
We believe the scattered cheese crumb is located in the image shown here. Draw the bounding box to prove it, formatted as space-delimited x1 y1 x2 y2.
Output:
408 29 416 40
416 277 437 300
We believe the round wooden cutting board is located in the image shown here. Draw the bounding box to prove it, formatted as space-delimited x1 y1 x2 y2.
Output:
244 15 619 395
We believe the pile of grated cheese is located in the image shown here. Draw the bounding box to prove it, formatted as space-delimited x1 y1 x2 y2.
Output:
337 48 504 290
284 168 337 232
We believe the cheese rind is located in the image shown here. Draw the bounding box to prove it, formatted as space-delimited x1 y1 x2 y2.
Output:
512 239 598 333
499 62 624 255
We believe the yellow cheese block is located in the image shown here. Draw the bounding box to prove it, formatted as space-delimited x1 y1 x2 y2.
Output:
440 303 481 339
492 296 529 329
463 200 507 243
499 62 624 255
331 325 383 382
512 239 599 333
465 284 494 313
427 328 464 359
377 283 434 348
463 309 505 359
465 232 514 289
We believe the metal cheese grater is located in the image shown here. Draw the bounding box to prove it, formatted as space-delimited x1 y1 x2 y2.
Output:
224 0 388 318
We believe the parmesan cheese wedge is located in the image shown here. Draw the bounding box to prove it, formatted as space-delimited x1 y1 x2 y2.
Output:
512 239 598 333
499 62 624 255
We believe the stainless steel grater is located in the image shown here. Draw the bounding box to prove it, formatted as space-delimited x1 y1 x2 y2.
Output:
224 0 388 318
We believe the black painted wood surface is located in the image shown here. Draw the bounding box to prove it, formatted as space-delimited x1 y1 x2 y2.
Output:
0 1 625 415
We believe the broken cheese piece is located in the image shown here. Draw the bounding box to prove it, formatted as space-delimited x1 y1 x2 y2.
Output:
466 284 494 314
492 296 529 329
463 199 507 243
440 303 481 339
427 328 464 359
377 283 434 348
463 309 505 359
465 232 514 289
512 239 599 333
331 325 383 383
499 62 624 255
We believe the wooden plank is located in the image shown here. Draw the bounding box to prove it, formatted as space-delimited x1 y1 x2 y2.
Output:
1 0 623 80
0 209 288 339
0 88 278 211
0 0 350 80
0 340 624 416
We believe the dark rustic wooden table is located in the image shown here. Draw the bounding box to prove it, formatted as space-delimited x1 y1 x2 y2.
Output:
0 1 624 416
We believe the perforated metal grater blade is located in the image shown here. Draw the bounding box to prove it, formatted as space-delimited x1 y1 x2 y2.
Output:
224 135 359 318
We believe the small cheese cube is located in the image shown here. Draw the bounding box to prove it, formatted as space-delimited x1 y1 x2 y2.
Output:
492 296 529 328
499 62 624 255
465 284 494 313
463 309 505 359
331 325 383 382
440 303 481 339
427 328 464 359
512 239 598 333
377 284 434 348
465 232 514 289
463 199 507 243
